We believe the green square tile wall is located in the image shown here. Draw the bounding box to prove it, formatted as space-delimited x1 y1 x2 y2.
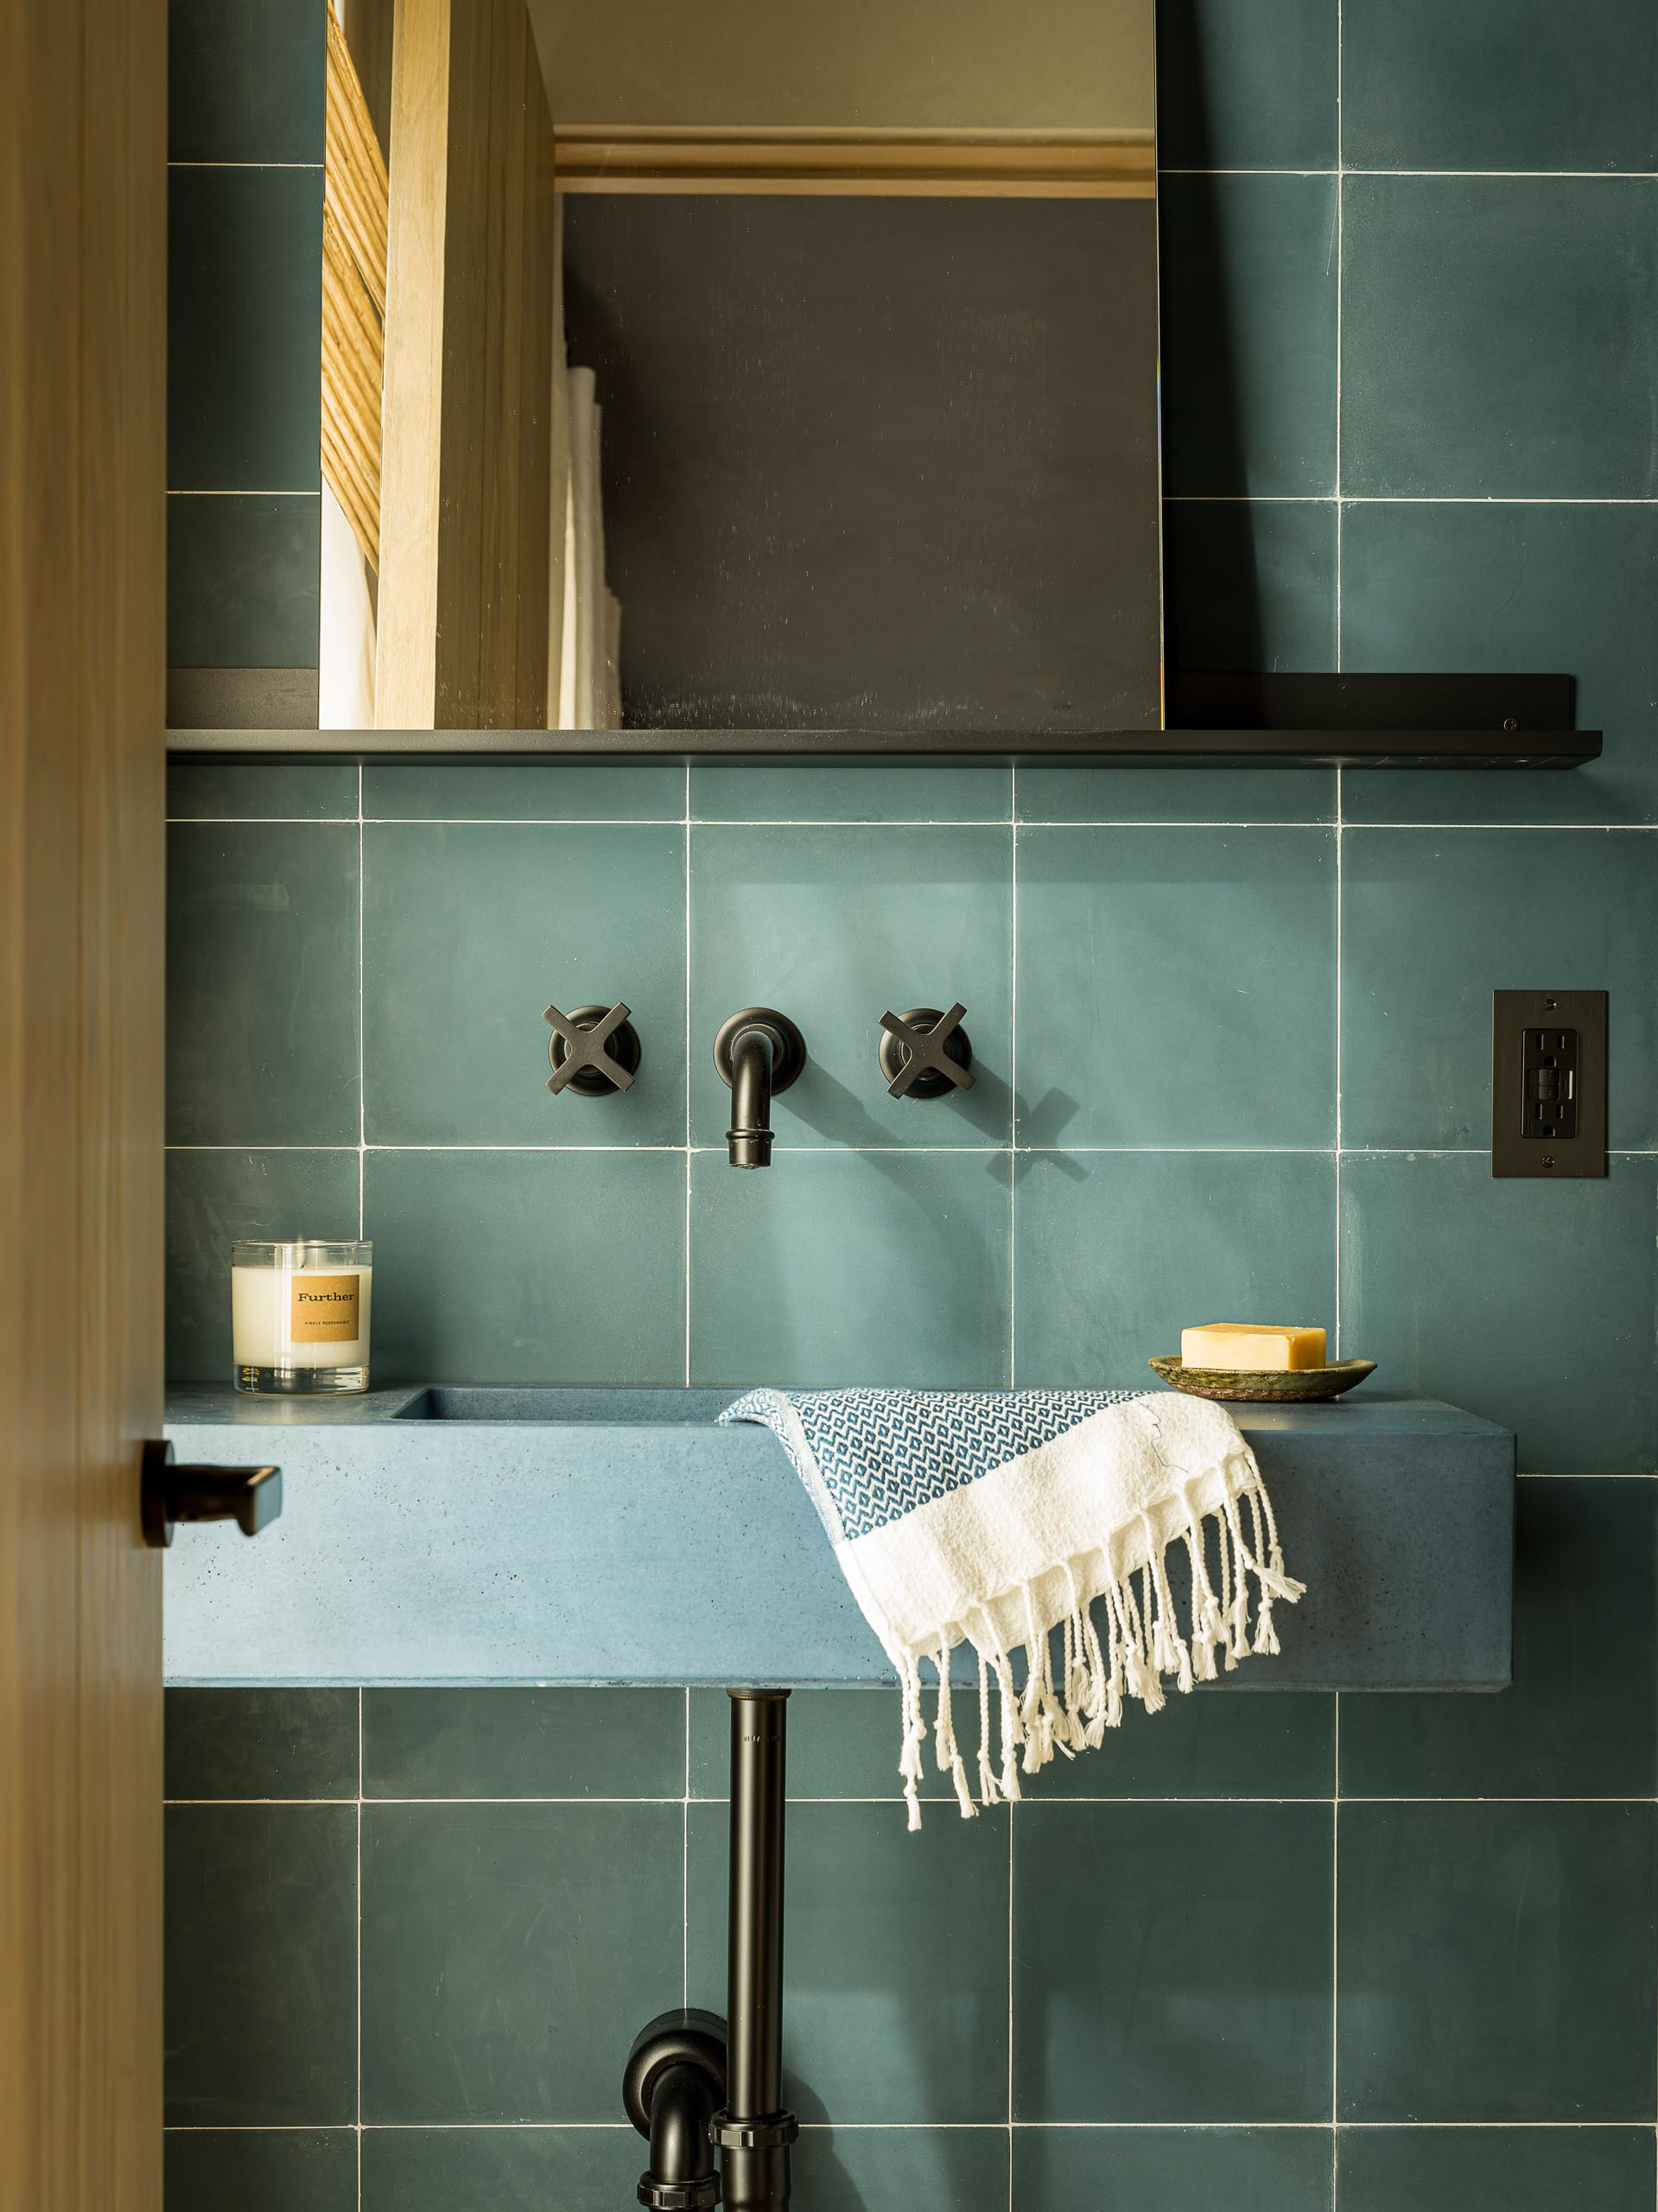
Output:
166 2 1658 2208
165 0 322 674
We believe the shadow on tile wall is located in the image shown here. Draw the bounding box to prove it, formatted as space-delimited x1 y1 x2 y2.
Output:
166 0 1658 2205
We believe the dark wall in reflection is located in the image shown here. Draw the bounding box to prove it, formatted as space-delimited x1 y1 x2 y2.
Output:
562 193 1160 732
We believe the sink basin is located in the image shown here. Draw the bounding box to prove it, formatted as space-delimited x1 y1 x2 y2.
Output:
162 1385 1515 1692
393 1385 739 1423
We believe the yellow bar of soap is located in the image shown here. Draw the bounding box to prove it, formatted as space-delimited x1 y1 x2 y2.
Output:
1181 1324 1327 1372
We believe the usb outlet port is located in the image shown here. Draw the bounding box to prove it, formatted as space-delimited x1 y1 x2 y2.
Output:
1521 1027 1579 1141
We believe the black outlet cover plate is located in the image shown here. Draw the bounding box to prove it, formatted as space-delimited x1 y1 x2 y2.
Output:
1491 988 1607 1178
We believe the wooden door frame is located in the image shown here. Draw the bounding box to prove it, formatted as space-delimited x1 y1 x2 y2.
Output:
0 1 168 2206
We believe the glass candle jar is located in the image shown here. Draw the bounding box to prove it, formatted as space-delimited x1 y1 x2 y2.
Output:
232 1240 372 1394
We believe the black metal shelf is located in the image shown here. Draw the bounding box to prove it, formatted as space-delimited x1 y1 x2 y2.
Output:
164 672 1600 770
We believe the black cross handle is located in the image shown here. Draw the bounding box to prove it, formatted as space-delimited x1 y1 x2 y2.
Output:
877 1004 975 1099
544 1001 643 1096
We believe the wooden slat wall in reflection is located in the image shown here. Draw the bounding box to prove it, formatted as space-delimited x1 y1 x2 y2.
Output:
550 125 1155 199
377 0 555 728
323 9 389 574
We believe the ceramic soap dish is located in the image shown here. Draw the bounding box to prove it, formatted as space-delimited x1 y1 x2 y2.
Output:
1148 1353 1376 1404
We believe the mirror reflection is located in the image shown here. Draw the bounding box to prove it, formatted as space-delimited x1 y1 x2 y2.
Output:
319 0 1159 735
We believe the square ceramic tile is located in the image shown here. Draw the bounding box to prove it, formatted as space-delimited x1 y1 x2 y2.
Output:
1013 1152 1337 1389
1013 761 1337 827
1337 2125 1656 2212
1038 1684 1335 1799
1340 500 1658 826
164 2129 356 2212
364 1149 684 1386
688 765 1012 825
1338 1153 1658 1473
1157 0 1338 168
689 1688 938 1802
362 823 686 1146
805 2128 1008 2212
687 824 1012 1147
1012 1802 1333 2120
165 1803 357 2124
1337 1801 1658 2119
1015 499 1338 829
363 1688 685 1799
168 167 322 492
686 1801 1010 2122
361 1802 683 2121
1015 828 1337 1147
1166 498 1337 676
168 0 325 164
1340 829 1658 1149
166 1148 361 1379
363 764 685 823
688 1151 1012 1389
1343 177 1658 499
1015 2126 1332 2210
1159 175 1340 497
168 763 356 821
167 823 359 1144
166 1688 359 1800
1341 0 1658 173
166 493 319 670
1340 1479 1658 1799
360 2126 643 2211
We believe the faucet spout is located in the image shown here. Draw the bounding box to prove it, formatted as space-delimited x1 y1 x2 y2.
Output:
713 1010 808 1169
727 1027 776 1168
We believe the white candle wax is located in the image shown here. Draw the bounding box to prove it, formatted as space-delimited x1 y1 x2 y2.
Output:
232 1262 372 1370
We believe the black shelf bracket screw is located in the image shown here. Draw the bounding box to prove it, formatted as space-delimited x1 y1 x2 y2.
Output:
544 1001 642 1096
878 1004 975 1099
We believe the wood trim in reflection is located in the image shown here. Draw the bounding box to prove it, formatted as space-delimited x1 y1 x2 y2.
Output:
549 125 1154 197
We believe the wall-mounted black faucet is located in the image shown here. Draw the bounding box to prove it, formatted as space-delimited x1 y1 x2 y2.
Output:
713 1010 807 1167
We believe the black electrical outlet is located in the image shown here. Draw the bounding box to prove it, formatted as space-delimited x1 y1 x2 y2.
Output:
1492 989 1607 1178
1521 1025 1579 1141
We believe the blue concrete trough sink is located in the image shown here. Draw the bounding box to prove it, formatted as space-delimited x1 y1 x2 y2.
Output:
162 1385 1514 1691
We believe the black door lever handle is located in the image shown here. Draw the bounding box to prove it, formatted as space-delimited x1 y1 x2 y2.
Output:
141 1438 283 1549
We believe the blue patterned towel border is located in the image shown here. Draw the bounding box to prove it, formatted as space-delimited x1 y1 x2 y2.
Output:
721 1387 1305 1827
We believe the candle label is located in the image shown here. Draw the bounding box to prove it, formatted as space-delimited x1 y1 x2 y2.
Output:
289 1273 360 1344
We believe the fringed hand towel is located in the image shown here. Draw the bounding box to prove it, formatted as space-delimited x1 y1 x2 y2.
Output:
719 1387 1305 1828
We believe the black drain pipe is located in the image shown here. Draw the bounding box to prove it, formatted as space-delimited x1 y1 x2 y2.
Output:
625 1689 797 2210
712 1690 797 2210
624 2011 727 2211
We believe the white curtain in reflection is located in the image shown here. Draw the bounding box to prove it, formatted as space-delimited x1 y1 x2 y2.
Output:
319 478 377 730
549 200 622 732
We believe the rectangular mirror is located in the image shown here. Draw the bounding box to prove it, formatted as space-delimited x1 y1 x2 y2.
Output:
175 0 1160 740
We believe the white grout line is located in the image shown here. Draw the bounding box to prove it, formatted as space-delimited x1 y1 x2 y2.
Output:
162 1792 1658 1808
356 1688 365 2211
1331 1695 1342 2208
165 817 1658 833
1007 1797 1015 2194
160 2117 1658 2132
1158 165 1658 180
1331 0 1345 1389
173 1142 1658 1158
1164 492 1658 504
682 1687 691 2007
